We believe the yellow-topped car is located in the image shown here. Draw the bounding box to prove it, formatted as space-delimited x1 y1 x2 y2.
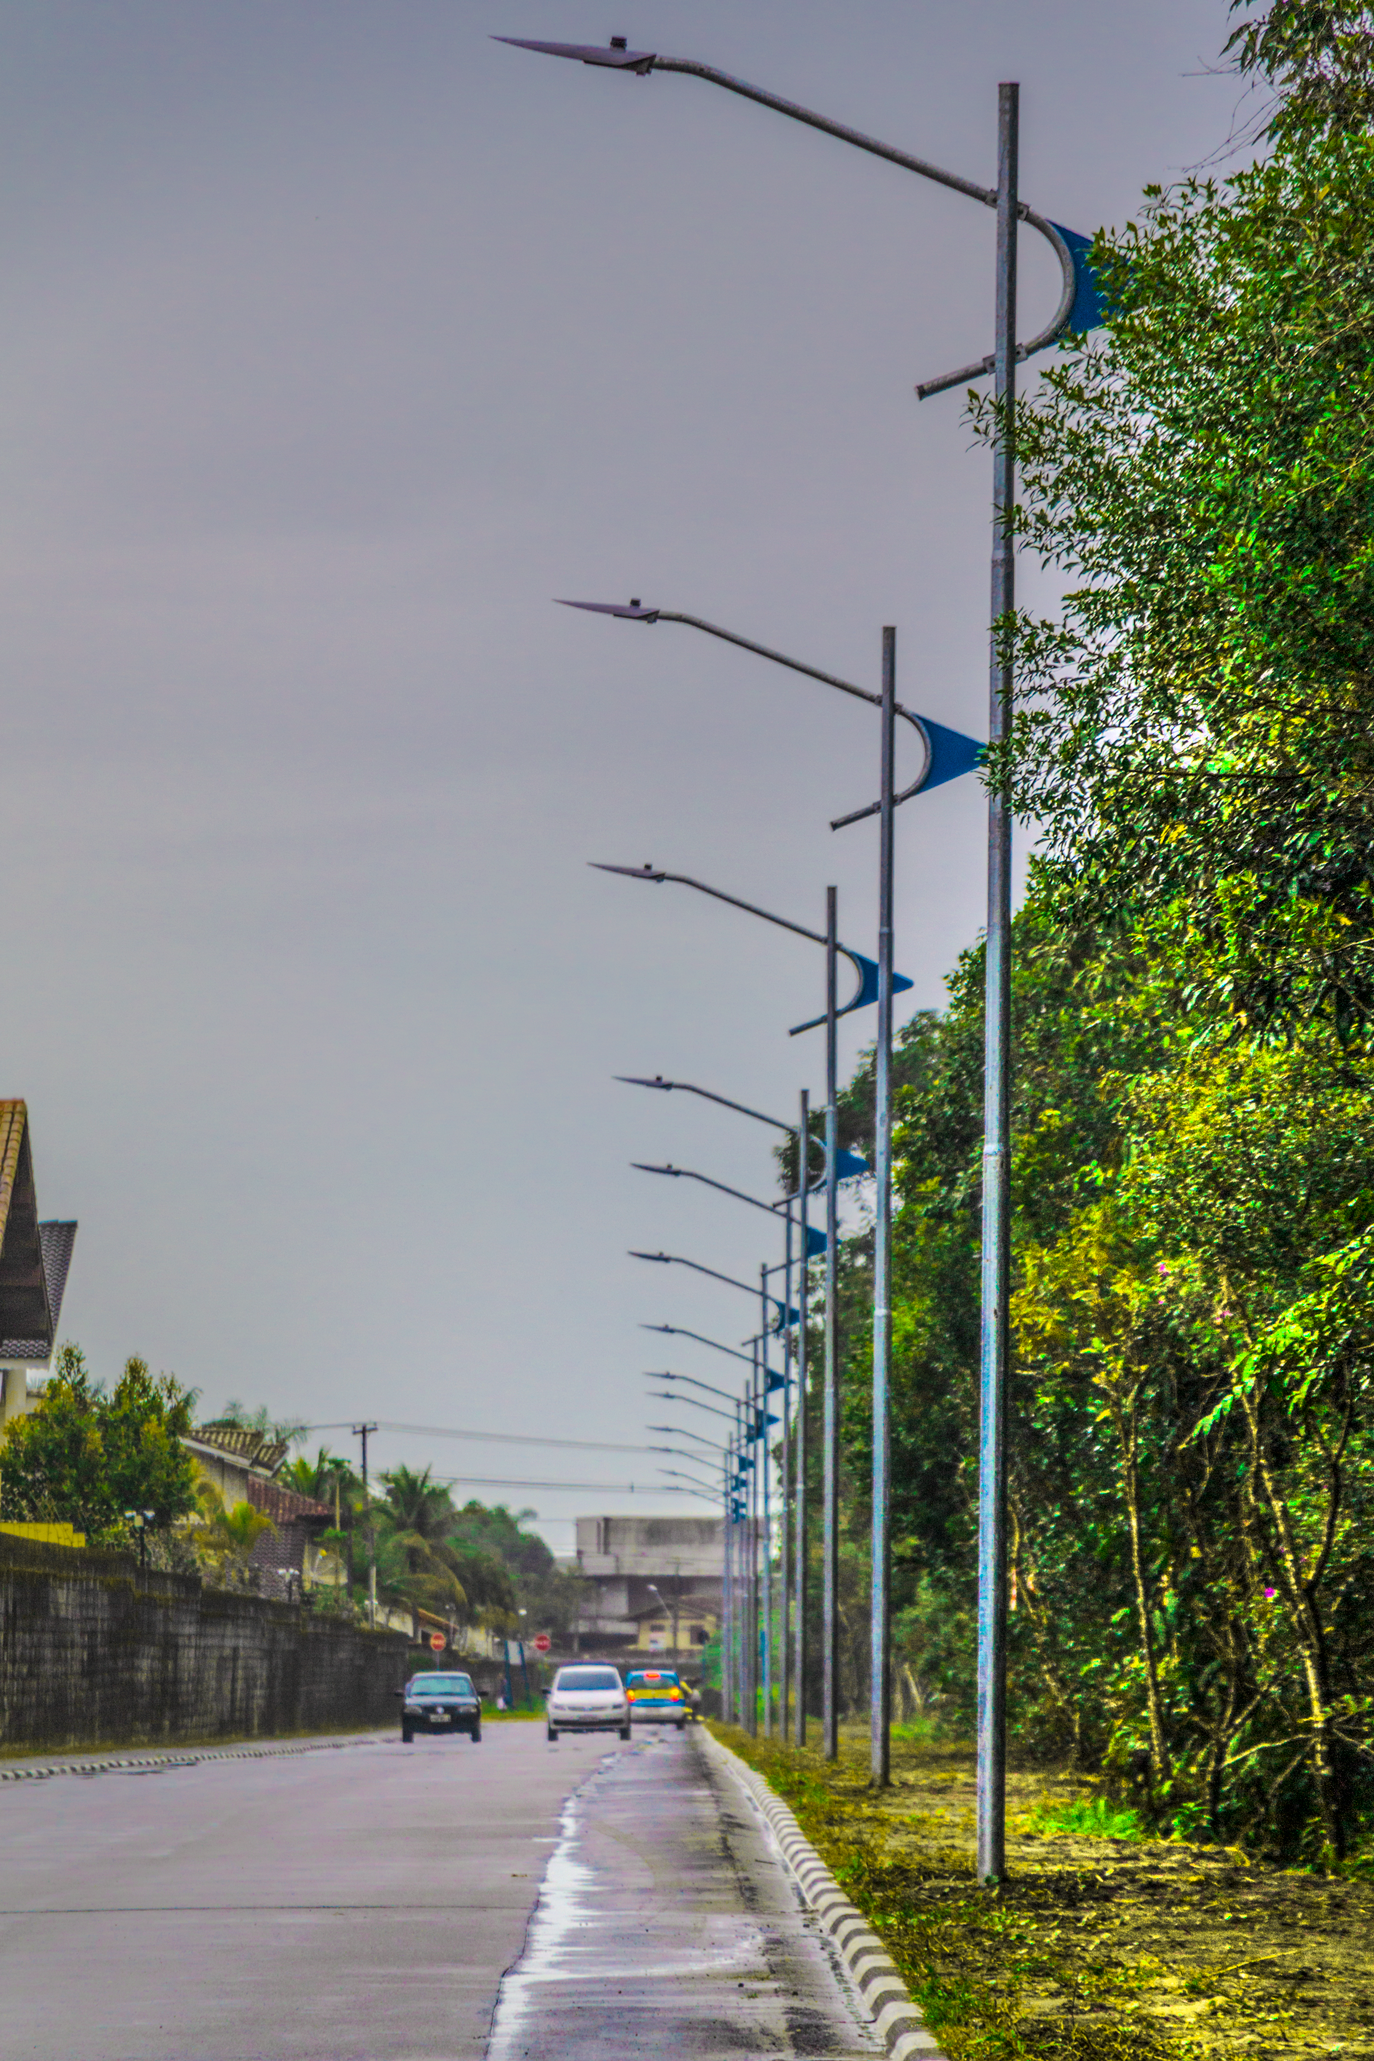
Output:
625 1668 689 1730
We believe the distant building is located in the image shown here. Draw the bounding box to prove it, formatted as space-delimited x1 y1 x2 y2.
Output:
572 1514 722 1657
0 1101 77 1433
182 1424 332 1601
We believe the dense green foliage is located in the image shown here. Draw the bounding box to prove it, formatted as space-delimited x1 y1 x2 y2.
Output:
808 3 1374 1869
0 1347 200 1545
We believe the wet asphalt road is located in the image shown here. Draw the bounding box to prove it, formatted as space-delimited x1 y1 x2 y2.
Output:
490 1726 878 2061
0 1723 877 2059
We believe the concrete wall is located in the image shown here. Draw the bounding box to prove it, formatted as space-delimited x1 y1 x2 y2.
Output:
0 1530 410 1756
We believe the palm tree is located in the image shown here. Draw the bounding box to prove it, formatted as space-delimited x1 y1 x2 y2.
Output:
190 1480 277 1584
379 1465 454 1540
372 1467 469 1634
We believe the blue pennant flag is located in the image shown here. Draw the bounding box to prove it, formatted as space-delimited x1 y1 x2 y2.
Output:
1050 223 1112 333
841 952 915 1019
918 717 985 794
764 1370 787 1394
804 1224 827 1258
836 1147 870 1180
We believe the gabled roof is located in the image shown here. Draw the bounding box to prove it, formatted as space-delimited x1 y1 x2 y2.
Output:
244 1475 331 1527
185 1423 291 1476
0 1103 76 1363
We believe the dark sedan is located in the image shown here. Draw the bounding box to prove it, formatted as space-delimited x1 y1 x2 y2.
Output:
399 1671 482 1742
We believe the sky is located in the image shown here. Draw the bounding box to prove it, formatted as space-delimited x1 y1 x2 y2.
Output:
1 1 1251 1550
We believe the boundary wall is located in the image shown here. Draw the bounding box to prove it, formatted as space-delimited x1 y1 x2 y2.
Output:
0 1530 409 1755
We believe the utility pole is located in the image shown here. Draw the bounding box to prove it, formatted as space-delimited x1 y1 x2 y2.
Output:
353 1422 378 1627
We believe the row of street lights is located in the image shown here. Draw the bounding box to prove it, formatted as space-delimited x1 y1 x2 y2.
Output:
498 30 1106 1877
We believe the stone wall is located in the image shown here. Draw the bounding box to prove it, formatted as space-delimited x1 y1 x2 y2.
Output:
0 1529 410 1755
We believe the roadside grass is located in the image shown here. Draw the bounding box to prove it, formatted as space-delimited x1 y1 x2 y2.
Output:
1021 1796 1145 1842
710 1722 1374 2061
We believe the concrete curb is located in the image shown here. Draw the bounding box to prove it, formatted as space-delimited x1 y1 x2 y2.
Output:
0 1732 388 1786
701 1729 948 2061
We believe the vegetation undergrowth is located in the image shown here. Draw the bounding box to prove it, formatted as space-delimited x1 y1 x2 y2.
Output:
712 1722 1374 2061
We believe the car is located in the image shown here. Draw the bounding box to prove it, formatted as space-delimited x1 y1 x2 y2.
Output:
544 1664 631 1741
398 1671 482 1743
624 1668 690 1729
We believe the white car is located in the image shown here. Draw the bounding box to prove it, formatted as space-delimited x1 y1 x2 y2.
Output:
545 1664 631 1741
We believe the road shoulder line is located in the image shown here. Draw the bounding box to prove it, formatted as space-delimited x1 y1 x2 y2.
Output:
0 1734 387 1786
700 1728 948 2061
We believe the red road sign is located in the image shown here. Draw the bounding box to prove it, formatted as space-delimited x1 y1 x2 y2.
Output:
429 1631 447 1652
533 1632 551 1655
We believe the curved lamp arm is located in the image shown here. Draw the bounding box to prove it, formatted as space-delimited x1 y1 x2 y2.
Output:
590 863 911 1037
564 603 948 829
495 38 1093 392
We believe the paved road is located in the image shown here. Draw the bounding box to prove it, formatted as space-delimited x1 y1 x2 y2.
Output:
489 1727 877 2060
0 1724 878 2059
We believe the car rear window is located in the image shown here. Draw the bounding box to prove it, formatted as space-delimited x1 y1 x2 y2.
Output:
554 1667 622 1691
407 1674 474 1694
626 1671 679 1687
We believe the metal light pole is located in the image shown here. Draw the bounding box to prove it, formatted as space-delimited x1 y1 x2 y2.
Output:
822 888 841 1759
760 1268 774 1737
780 1204 793 1742
726 1434 738 1721
975 85 1018 1882
796 1086 810 1744
871 628 897 1785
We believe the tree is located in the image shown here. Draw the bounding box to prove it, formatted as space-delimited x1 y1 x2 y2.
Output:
0 1348 200 1544
191 1481 278 1583
978 10 1374 1038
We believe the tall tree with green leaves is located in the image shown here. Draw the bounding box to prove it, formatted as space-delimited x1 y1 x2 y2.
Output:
0 1347 200 1544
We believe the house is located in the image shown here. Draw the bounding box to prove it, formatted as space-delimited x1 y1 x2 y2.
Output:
629 1596 717 1655
0 1101 77 1433
182 1422 332 1601
571 1514 723 1657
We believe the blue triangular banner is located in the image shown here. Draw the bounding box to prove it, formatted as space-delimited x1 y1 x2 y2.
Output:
918 717 985 794
841 953 915 1017
1050 223 1111 333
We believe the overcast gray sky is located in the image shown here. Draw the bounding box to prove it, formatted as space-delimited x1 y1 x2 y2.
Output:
3 2 1246 1548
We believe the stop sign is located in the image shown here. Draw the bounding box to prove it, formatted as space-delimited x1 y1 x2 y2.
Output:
533 1632 551 1655
429 1631 447 1653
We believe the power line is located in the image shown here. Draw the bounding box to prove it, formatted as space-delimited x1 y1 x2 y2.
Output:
299 1420 664 1456
426 1472 696 1493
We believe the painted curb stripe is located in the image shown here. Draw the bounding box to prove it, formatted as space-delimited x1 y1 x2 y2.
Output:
0 1734 384 1785
702 1731 950 2061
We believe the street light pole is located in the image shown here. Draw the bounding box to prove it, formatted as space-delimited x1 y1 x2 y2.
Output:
760 1265 774 1738
977 83 1018 1885
780 1206 793 1742
823 885 841 1760
872 627 897 1785
796 1086 810 1745
726 1433 738 1723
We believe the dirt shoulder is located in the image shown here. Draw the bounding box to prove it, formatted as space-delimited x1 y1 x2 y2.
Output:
712 1723 1374 2061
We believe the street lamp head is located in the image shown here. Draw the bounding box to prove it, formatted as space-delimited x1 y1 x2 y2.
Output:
616 1076 673 1092
493 36 657 75
590 862 665 882
631 1162 679 1178
629 1249 672 1262
557 597 660 621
